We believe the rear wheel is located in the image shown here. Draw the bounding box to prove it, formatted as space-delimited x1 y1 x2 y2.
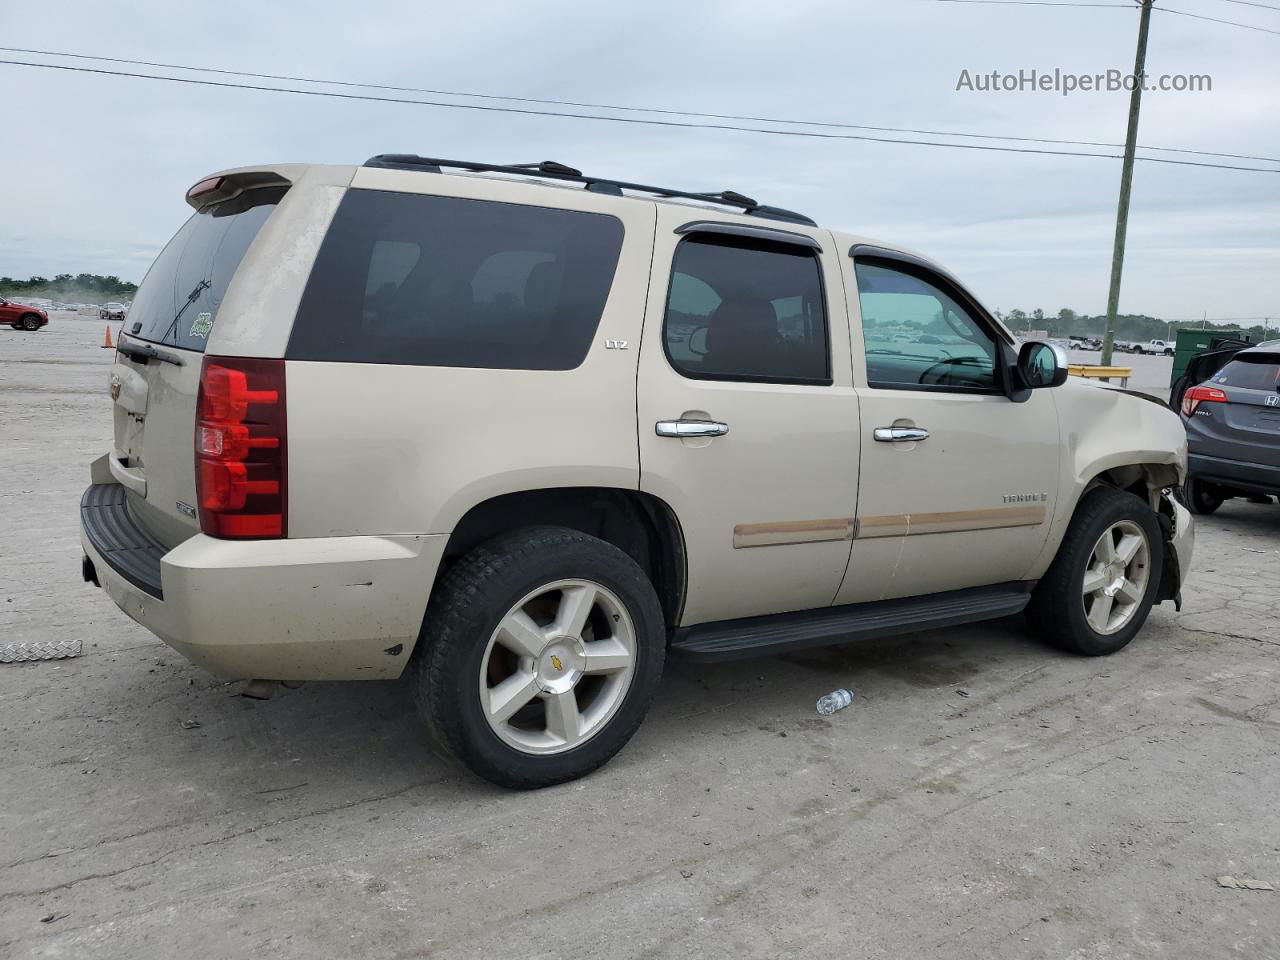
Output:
1028 487 1162 656
413 526 666 789
1185 476 1226 515
20 315 40 331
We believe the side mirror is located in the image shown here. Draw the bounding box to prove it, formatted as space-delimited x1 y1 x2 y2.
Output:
688 327 709 357
1015 340 1069 390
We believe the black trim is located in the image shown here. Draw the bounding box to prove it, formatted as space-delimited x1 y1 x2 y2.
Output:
670 582 1035 662
362 154 816 226
116 335 185 367
80 483 166 599
1188 453 1280 497
661 233 834 387
675 220 821 250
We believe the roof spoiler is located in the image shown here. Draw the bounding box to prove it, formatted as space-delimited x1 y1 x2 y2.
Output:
186 170 292 211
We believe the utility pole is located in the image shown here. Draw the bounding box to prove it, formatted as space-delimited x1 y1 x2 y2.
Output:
1100 0 1154 367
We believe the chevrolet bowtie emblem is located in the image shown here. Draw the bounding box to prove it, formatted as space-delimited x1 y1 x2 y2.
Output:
550 655 564 672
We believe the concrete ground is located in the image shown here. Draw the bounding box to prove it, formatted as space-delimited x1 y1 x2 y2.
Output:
2 325 1278 959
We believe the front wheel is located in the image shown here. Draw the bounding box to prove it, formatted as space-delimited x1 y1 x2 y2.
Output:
20 315 41 331
413 526 666 789
1028 487 1162 656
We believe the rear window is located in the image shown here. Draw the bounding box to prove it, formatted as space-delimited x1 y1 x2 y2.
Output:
1211 355 1280 391
287 189 625 369
127 187 285 352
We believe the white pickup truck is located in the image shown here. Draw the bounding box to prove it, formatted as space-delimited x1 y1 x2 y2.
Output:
1131 339 1175 356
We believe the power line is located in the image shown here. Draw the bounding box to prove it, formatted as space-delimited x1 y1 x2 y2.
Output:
1156 6 1280 33
3 46 1275 166
1214 0 1280 13
2 58 1277 174
4 56 1277 174
931 0 1129 6
7 44 1280 168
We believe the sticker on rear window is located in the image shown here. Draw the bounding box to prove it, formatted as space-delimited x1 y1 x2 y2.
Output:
190 312 213 338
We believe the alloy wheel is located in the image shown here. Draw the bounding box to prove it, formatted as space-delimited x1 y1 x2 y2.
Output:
479 579 637 755
1081 520 1151 635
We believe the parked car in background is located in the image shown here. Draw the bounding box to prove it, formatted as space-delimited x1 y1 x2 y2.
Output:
0 296 48 331
100 302 127 321
1180 343 1280 513
1133 340 1175 356
81 156 1194 788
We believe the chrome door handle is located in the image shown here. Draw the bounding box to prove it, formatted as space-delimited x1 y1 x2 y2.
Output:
656 419 729 438
874 426 929 442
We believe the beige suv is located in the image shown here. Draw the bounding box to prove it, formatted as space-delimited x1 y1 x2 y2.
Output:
81 156 1194 788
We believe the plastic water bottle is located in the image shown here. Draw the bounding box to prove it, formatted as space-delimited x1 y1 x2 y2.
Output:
816 688 854 716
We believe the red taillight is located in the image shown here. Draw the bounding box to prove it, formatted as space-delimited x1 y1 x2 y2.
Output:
187 176 224 201
1181 384 1228 417
195 356 286 539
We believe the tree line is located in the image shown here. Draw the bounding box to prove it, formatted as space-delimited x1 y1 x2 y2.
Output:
995 307 1275 345
0 274 139 302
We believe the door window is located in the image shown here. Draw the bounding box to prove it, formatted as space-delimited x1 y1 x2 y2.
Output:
664 234 829 384
853 260 999 392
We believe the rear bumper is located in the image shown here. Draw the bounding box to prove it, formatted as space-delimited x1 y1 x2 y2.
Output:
81 482 447 681
1188 452 1280 496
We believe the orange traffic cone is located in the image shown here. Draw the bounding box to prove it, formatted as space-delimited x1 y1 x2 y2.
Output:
102 325 114 349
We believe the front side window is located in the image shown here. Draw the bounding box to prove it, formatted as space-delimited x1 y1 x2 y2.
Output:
289 190 624 369
664 234 829 384
853 260 998 392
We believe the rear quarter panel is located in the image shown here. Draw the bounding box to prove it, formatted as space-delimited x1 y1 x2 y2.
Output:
285 169 658 538
207 165 357 359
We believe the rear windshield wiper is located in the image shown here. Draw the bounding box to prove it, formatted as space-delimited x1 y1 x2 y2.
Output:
117 336 185 366
159 279 212 344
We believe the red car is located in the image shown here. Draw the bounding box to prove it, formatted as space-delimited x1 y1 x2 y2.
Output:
0 297 49 331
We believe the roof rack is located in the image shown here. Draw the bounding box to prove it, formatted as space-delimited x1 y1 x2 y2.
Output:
362 155 816 226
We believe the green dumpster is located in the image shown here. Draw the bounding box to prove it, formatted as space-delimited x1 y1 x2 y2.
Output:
1172 328 1249 386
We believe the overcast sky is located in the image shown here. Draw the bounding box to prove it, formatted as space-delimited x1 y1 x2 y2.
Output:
0 0 1276 319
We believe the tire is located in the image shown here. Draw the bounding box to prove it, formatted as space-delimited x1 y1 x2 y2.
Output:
20 315 40 331
1185 476 1226 515
1164 349 1173 357
413 525 666 789
1028 487 1163 656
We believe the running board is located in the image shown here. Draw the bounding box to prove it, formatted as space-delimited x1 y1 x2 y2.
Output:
669 582 1035 662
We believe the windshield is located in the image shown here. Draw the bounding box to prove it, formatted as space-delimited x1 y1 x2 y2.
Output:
126 186 285 352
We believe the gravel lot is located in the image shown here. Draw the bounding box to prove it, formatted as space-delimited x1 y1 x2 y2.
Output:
3 324 1278 959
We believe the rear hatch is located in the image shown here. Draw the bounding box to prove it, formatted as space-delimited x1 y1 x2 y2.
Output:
1190 351 1280 467
108 177 288 548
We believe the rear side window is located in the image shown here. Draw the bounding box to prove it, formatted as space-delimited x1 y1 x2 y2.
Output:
127 187 285 352
288 190 625 369
1210 355 1280 391
664 234 829 384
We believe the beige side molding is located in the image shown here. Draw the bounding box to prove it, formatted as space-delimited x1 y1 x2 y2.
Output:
733 518 856 549
855 505 1047 539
